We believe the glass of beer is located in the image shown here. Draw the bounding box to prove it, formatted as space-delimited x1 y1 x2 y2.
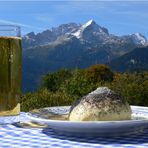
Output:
0 25 22 124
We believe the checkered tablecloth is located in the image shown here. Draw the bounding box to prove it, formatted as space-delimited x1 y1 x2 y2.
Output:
0 113 148 148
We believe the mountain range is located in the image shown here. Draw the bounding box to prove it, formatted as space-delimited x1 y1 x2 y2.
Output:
22 19 148 92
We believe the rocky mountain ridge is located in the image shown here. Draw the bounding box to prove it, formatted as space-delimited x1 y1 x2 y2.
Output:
22 20 148 92
23 19 147 49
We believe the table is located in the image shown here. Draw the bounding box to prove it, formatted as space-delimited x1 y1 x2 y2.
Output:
0 113 148 148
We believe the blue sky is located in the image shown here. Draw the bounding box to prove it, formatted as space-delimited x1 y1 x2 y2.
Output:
0 1 148 38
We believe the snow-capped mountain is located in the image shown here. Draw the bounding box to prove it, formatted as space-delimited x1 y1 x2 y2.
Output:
52 23 80 36
23 19 147 49
131 33 147 45
22 19 148 92
72 19 108 39
22 23 80 48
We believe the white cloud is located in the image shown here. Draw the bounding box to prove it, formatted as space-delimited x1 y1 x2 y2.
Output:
0 19 43 30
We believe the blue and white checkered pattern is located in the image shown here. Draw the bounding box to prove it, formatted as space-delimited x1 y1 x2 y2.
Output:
0 113 148 148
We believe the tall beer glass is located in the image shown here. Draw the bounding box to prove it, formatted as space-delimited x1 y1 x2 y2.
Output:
0 25 21 124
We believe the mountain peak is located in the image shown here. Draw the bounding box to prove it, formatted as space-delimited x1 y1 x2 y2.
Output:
24 32 36 41
72 19 105 39
26 32 35 37
23 20 147 48
131 32 147 46
82 19 96 28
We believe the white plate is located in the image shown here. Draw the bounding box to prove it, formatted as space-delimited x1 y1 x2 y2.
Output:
27 106 148 136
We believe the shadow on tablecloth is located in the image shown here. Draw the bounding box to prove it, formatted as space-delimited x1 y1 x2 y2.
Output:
42 127 148 144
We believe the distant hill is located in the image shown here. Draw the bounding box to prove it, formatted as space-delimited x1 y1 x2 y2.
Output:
22 19 147 92
108 46 148 72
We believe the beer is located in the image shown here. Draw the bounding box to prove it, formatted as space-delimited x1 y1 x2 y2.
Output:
0 36 21 123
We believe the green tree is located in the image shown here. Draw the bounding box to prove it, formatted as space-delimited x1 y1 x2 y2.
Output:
85 64 114 82
41 69 72 92
111 72 148 106
21 65 148 112
21 88 73 112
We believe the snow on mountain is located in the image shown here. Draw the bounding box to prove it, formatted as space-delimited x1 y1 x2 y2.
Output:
23 23 80 48
72 19 109 41
72 20 96 38
82 19 95 29
22 20 148 92
131 33 147 45
51 23 80 36
23 19 147 49
72 29 81 38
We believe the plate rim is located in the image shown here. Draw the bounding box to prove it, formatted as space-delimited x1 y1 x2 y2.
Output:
27 105 148 124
